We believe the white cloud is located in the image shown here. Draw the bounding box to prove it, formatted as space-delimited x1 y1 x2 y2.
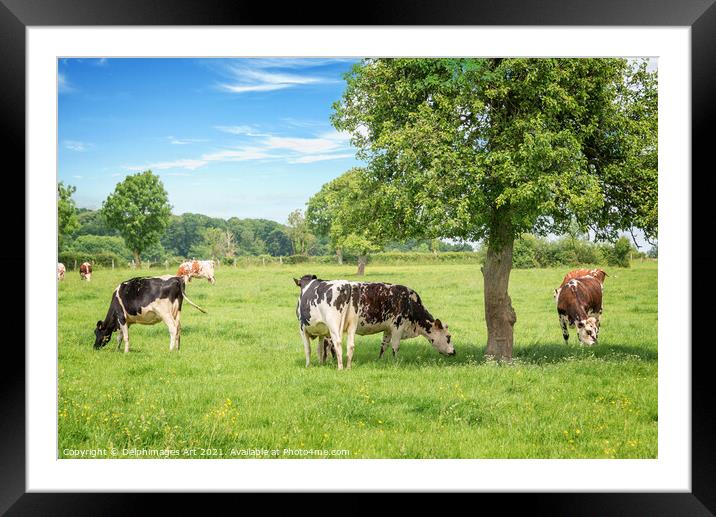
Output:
168 136 208 145
58 73 74 94
64 140 90 151
201 148 272 162
217 65 331 95
289 153 355 164
126 158 207 171
214 125 267 137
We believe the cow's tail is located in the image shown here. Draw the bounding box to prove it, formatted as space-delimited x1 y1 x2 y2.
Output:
179 279 208 314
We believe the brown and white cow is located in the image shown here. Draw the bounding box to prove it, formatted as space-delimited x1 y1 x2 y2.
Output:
93 275 206 353
559 268 607 288
80 262 92 281
294 275 454 369
177 260 216 284
57 263 66 281
555 275 603 346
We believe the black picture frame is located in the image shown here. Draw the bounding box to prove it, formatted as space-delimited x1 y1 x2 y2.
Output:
2 0 712 513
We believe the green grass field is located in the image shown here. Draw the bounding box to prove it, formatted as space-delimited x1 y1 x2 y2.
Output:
58 261 657 459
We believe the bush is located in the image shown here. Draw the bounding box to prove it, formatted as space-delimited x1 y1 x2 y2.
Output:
65 235 132 261
58 250 125 269
603 236 632 268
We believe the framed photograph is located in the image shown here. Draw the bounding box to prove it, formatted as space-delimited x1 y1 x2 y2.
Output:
4 0 713 513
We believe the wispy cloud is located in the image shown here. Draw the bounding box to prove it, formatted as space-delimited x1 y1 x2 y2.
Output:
94 58 108 66
214 125 268 137
58 73 75 94
167 136 208 145
289 153 355 164
64 140 90 152
124 129 354 172
216 65 334 95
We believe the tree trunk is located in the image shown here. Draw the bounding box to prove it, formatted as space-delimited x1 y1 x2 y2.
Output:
336 248 343 265
482 232 517 361
356 255 367 276
133 250 142 269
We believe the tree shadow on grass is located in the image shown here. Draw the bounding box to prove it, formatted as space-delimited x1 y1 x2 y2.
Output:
512 342 658 364
294 341 657 369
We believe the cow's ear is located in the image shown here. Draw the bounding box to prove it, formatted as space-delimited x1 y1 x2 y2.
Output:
434 319 443 329
577 321 585 328
311 275 317 280
96 320 103 329
293 278 301 287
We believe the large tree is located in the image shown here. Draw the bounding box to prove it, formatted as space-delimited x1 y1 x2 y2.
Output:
57 182 80 248
306 167 384 275
101 170 172 267
332 58 657 360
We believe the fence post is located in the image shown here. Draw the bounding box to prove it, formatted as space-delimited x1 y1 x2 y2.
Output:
165 259 168 269
279 256 283 265
233 258 236 268
73 259 77 271
262 257 265 266
111 259 114 270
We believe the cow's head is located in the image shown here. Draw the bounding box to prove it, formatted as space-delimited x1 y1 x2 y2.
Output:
293 274 317 289
93 320 114 349
427 319 455 356
576 317 599 346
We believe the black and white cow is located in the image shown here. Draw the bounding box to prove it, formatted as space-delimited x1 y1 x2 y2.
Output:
93 275 206 353
294 275 454 369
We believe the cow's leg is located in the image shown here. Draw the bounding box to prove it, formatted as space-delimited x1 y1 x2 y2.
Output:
390 333 402 358
328 327 344 370
174 312 182 351
379 332 391 358
560 314 569 343
300 329 312 367
120 324 130 353
346 322 358 369
159 310 178 351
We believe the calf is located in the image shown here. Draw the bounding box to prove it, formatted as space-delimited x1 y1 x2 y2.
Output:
93 275 206 353
177 259 216 284
555 275 603 346
80 262 92 281
57 263 66 281
294 275 454 369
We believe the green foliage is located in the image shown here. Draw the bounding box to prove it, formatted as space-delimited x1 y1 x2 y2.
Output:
286 209 316 256
73 209 119 237
332 58 658 245
265 228 293 257
647 244 658 259
66 235 133 261
603 236 632 268
57 182 80 247
101 170 172 263
306 167 386 265
58 250 126 268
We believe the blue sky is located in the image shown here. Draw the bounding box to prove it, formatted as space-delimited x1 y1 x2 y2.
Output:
58 58 363 222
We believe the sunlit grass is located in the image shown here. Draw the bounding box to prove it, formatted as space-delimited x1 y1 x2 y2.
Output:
58 261 657 458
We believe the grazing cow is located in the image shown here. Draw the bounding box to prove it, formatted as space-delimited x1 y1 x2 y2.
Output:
560 268 607 288
555 275 603 346
177 260 216 284
294 275 454 369
57 263 66 281
93 275 206 353
80 262 92 281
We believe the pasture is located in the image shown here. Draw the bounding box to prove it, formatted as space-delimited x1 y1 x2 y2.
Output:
58 262 657 458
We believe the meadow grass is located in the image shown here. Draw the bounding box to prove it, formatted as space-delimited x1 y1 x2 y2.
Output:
58 261 657 458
